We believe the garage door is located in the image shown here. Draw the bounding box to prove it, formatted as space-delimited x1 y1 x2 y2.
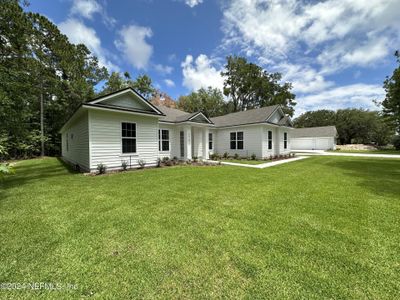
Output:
291 137 333 150
315 138 331 150
291 138 315 150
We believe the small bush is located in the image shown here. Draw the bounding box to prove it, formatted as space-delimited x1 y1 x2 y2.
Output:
121 160 128 171
223 152 229 159
250 153 256 160
210 153 220 160
172 156 178 161
162 157 170 163
269 155 273 160
193 156 198 162
393 135 400 150
138 159 146 169
97 163 106 175
233 153 239 159
186 159 192 165
156 158 161 168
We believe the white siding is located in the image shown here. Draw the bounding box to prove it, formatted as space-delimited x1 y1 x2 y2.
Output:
61 111 90 171
158 124 178 159
102 94 151 111
214 125 263 158
89 110 159 171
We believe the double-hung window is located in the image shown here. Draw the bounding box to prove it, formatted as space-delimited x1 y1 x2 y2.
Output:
230 131 244 150
284 132 288 149
268 130 273 150
209 133 213 150
122 122 136 153
158 129 169 151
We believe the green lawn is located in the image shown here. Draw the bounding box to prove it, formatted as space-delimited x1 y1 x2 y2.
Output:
222 159 266 165
330 149 400 155
1 157 399 299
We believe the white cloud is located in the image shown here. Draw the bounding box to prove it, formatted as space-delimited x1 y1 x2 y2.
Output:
295 83 384 117
185 0 203 8
222 0 400 71
70 0 116 27
115 25 153 70
164 79 175 87
154 64 173 75
59 18 119 71
181 54 224 91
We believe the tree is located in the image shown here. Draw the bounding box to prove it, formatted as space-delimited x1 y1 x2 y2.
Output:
221 55 296 116
293 110 336 128
382 51 400 132
294 108 394 145
0 1 107 158
177 87 226 117
101 72 155 99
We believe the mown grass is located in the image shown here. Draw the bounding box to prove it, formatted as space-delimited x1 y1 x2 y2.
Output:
330 149 400 155
1 156 399 299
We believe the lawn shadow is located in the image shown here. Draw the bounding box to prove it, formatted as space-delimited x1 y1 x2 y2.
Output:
327 158 400 198
0 157 79 193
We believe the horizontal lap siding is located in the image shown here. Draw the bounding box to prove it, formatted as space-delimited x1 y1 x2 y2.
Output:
89 110 159 171
61 112 90 171
214 125 262 158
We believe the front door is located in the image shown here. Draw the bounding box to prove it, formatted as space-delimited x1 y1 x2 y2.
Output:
180 131 184 158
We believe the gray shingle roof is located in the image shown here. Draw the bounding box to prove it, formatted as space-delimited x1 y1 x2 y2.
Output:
156 106 193 122
292 126 337 138
210 105 280 127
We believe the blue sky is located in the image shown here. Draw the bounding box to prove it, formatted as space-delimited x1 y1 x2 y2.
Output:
26 0 399 116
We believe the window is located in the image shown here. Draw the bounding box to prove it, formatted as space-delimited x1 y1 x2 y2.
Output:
284 132 288 149
122 122 136 153
66 133 69 151
268 130 273 150
180 131 184 157
230 131 244 150
209 133 213 150
158 129 169 151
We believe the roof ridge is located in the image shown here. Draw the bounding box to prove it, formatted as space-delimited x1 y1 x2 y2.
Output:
211 105 280 120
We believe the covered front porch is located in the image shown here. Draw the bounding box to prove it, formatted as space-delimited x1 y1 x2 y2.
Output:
178 124 211 160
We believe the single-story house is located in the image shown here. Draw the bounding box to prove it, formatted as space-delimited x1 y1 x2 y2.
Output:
60 87 294 172
291 126 337 150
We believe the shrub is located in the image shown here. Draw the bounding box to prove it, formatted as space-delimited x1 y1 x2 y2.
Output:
97 163 106 175
186 159 192 165
269 155 273 160
172 156 178 161
223 152 229 159
162 157 170 163
193 156 198 162
138 159 146 169
393 135 400 150
233 153 239 159
210 153 220 160
0 163 15 179
156 158 161 168
121 160 128 171
251 153 256 160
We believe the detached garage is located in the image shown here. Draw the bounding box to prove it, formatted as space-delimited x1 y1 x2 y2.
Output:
291 126 337 150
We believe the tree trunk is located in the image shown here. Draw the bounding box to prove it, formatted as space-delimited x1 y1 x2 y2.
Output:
40 83 44 157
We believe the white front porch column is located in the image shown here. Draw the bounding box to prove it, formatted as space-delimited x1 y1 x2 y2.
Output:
202 127 209 159
184 126 192 160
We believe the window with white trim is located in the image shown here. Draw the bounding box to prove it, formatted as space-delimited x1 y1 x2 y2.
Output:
268 130 273 150
284 132 288 149
209 133 213 150
122 122 136 153
230 131 244 150
158 129 169 151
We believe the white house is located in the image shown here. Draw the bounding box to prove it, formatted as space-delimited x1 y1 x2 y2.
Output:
60 88 294 172
291 126 337 150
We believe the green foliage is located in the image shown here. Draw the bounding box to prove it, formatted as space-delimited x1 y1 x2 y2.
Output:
97 163 106 174
382 51 400 132
250 153 256 160
177 87 227 117
0 1 107 159
294 109 395 145
0 163 15 178
121 160 128 171
233 153 239 159
393 135 400 150
101 72 155 99
138 159 146 169
221 55 296 116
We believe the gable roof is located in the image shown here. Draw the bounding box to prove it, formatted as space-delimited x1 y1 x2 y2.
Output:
210 105 283 127
156 105 213 124
292 126 337 138
87 87 164 116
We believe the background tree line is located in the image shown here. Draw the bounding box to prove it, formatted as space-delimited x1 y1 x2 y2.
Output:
1 1 399 162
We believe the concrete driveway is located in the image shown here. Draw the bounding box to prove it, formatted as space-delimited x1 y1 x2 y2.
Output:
292 150 400 159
